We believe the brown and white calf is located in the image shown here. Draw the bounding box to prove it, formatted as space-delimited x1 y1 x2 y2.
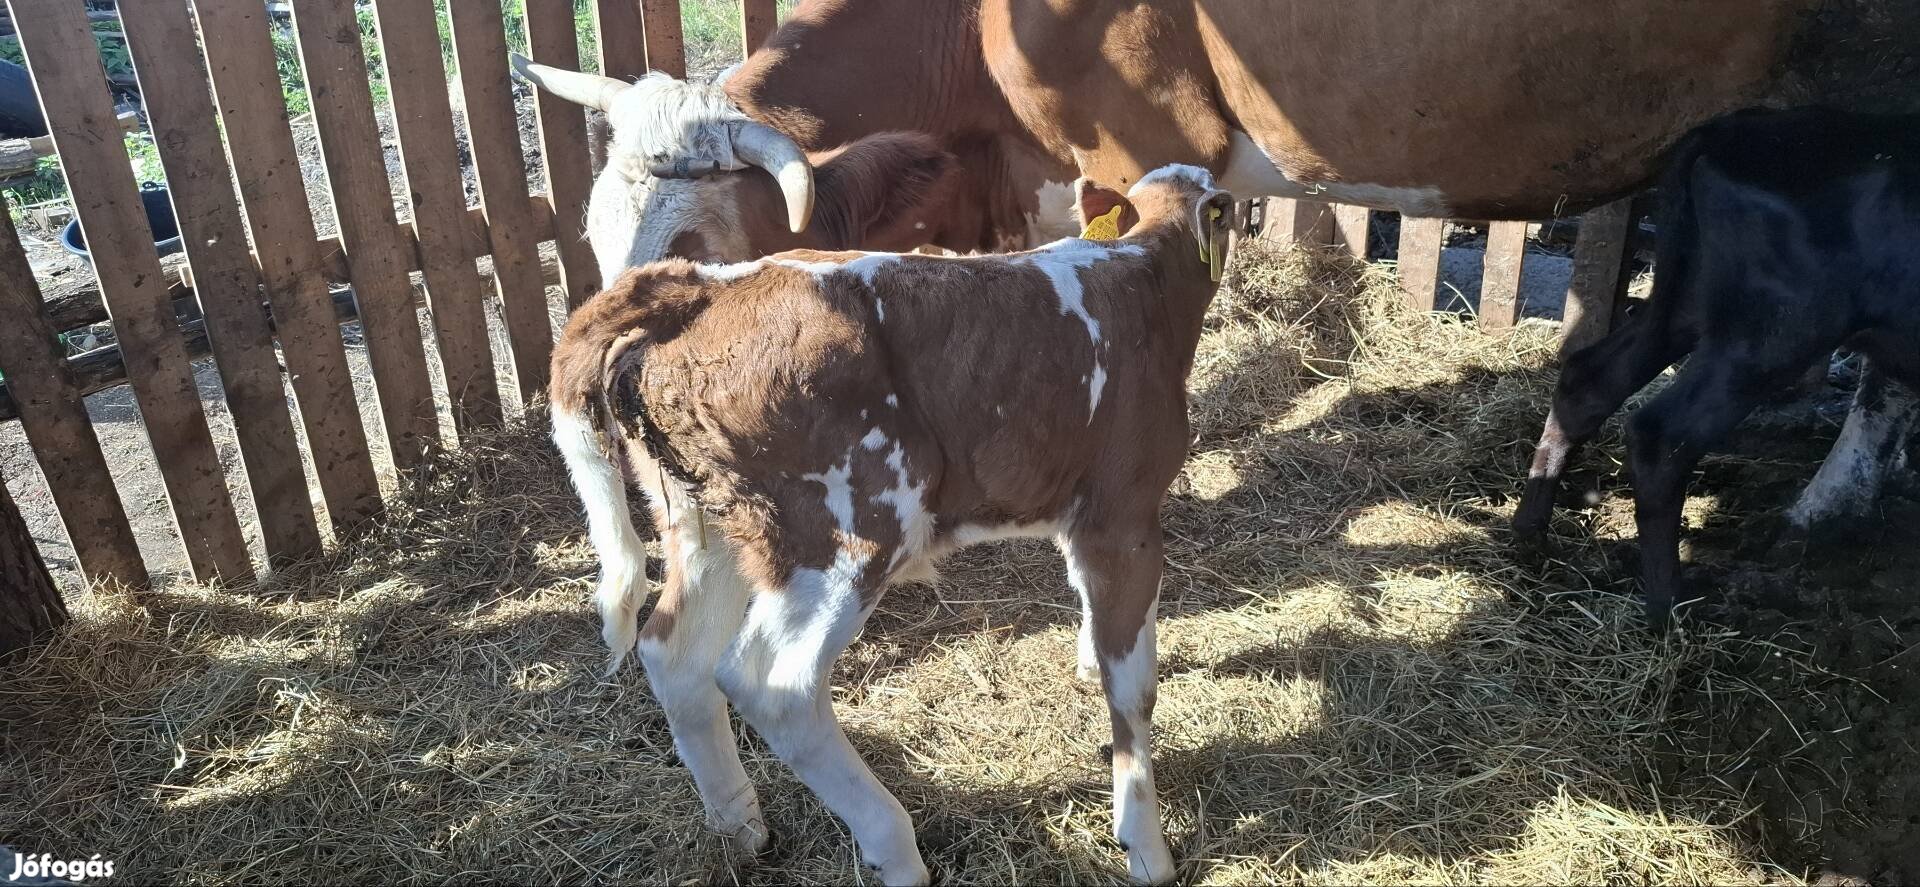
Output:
549 165 1234 885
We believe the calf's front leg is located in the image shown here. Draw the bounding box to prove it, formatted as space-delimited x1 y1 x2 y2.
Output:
1064 526 1176 885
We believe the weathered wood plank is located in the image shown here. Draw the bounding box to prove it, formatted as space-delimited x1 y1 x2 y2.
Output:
524 0 600 309
10 0 251 583
1261 197 1335 246
370 0 504 438
193 0 382 535
119 0 322 567
6 253 568 425
448 0 553 400
0 204 147 589
740 0 777 58
640 0 685 77
291 0 439 472
1396 217 1445 313
592 0 647 81
1478 220 1528 331
1565 198 1635 352
1332 204 1370 260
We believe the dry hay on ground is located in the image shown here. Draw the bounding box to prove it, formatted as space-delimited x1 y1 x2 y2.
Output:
2 240 1909 885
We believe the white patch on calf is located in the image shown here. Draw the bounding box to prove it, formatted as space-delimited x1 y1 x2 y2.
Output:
771 251 900 286
697 260 764 282
1129 163 1216 195
885 394 899 408
1088 361 1108 423
872 443 932 575
1020 239 1139 347
862 427 889 450
802 452 857 534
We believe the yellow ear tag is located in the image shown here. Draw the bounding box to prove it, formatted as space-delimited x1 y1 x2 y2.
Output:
1081 204 1124 241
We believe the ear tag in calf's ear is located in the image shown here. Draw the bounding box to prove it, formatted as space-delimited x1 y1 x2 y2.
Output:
1081 204 1125 241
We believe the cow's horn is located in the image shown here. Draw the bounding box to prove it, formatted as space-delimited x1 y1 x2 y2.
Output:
510 52 626 112
732 121 814 233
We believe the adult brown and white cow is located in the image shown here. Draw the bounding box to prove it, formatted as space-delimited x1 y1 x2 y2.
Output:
549 165 1237 885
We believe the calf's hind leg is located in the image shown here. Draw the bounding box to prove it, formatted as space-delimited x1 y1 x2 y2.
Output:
1515 318 1684 548
1063 523 1176 885
1628 346 1818 627
635 517 766 852
716 547 928 886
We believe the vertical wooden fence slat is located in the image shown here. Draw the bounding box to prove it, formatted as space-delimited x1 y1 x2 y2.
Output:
1261 197 1335 246
1478 220 1528 331
118 0 323 567
449 0 554 400
593 0 647 81
740 0 777 58
0 206 148 589
1565 198 1635 352
1396 217 1445 313
525 0 602 309
1332 204 1370 259
370 0 505 438
290 0 439 472
193 0 383 535
640 0 686 77
9 0 252 583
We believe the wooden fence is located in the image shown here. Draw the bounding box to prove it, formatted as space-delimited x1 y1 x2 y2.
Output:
0 0 1639 592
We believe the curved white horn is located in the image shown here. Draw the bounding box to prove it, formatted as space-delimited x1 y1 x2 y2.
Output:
732 121 815 233
509 52 626 112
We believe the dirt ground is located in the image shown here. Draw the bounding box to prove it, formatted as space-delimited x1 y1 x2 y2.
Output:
2 242 1914 885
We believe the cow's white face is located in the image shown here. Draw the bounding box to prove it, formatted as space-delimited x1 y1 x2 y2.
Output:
511 56 815 274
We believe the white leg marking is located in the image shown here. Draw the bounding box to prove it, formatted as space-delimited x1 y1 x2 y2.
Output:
1105 613 1174 885
1789 375 1917 528
636 526 765 852
1061 547 1100 683
552 409 649 673
717 551 929 885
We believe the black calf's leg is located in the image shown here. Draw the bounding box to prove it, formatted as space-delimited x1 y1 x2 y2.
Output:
1626 354 1803 627
1514 319 1683 547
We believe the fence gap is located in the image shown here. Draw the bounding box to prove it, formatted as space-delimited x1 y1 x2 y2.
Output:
524 0 600 308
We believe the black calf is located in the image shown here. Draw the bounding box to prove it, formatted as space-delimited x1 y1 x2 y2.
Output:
1514 106 1920 628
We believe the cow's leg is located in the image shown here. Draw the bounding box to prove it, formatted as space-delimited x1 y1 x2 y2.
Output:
1063 525 1175 885
717 548 927 886
1788 358 1918 531
1628 348 1811 628
635 517 765 853
1514 318 1683 548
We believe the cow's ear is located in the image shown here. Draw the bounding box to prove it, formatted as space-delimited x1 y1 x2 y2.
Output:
810 132 962 252
1075 179 1138 238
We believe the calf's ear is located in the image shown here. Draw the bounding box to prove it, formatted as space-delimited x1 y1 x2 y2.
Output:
1075 179 1139 239
809 132 962 252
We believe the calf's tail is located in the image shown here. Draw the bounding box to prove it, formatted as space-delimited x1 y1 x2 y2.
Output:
550 325 652 675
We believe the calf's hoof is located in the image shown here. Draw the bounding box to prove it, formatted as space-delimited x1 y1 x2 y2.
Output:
711 809 771 856
866 858 931 887
1124 834 1176 885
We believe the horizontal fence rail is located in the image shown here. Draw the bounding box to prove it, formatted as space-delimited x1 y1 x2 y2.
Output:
0 0 1638 591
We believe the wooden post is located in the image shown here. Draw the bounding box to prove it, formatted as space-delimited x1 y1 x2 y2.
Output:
593 0 647 81
1332 204 1370 259
0 473 66 657
1564 198 1636 353
639 0 684 77
524 0 601 308
1397 217 1445 313
1478 220 1528 330
1261 197 1335 246
740 0 776 58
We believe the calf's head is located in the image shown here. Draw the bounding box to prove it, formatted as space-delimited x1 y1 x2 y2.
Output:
511 56 961 275
1078 164 1236 278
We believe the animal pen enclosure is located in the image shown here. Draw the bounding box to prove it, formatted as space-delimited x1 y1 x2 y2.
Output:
0 0 1639 596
